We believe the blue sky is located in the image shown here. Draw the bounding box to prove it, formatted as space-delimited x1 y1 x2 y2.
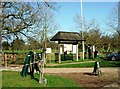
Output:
55 2 117 34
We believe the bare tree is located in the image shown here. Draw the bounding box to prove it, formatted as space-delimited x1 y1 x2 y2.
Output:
33 4 59 42
106 2 120 35
31 4 59 53
106 2 120 50
0 2 58 53
0 2 38 53
86 29 102 46
0 2 58 39
74 14 101 46
74 14 99 32
11 38 25 50
0 2 38 40
31 4 59 68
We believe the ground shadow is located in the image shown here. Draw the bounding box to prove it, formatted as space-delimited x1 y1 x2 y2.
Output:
27 73 39 82
84 72 97 76
32 77 39 82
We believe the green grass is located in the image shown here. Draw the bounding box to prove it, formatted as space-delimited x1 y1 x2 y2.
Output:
100 61 120 67
53 58 97 63
2 71 80 87
47 60 120 68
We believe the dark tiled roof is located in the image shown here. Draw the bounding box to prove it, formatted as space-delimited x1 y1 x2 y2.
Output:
50 31 83 41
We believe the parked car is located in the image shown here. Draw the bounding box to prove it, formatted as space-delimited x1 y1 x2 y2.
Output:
107 51 120 61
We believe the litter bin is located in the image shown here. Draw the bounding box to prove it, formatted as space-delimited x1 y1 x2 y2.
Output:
93 61 101 75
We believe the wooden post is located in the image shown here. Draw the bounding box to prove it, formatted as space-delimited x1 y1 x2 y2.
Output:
39 60 43 83
42 52 45 76
58 44 61 63
76 44 78 61
13 54 16 61
4 53 7 69
39 72 42 83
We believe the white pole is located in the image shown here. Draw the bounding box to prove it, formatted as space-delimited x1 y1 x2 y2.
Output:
76 44 78 61
81 0 85 60
58 44 61 63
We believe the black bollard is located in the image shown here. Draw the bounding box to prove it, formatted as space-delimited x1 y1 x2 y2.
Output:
93 61 101 76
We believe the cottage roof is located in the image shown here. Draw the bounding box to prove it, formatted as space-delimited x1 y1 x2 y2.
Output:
50 31 84 41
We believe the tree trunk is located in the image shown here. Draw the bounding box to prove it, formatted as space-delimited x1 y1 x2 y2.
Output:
0 30 2 53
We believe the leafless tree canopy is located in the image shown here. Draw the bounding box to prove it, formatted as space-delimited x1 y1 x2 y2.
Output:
0 2 58 50
106 2 120 36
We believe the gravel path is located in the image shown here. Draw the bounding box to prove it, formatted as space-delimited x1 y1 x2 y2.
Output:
1 65 119 88
1 66 118 73
46 61 94 66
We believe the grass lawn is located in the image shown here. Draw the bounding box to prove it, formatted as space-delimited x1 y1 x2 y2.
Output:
2 71 80 87
47 60 120 68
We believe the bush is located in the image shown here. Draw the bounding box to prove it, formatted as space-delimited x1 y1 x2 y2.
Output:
46 53 55 63
15 53 26 64
61 54 73 61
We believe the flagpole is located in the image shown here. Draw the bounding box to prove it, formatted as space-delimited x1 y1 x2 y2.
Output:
81 0 85 60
